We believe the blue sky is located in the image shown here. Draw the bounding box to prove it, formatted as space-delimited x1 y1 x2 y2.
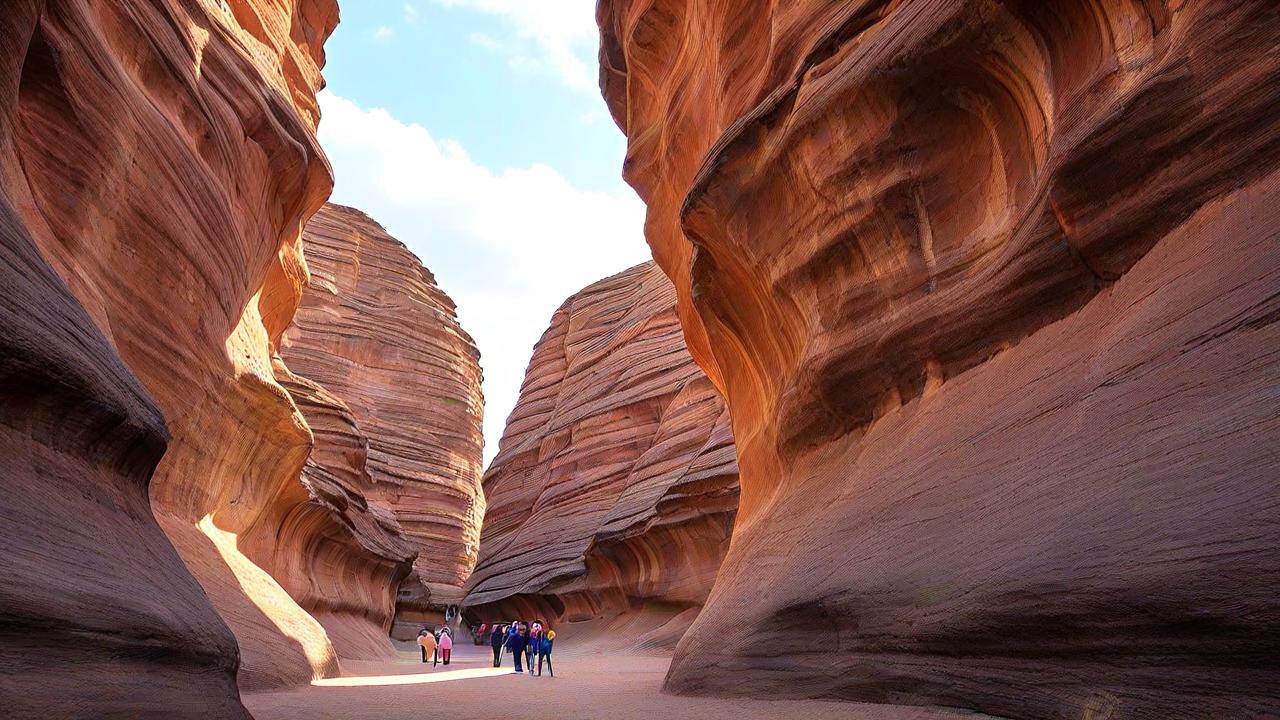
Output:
317 1 650 463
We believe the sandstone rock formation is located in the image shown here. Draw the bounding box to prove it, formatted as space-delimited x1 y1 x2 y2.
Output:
0 164 247 719
599 1 1280 717
0 0 359 705
465 262 737 646
271 362 418 660
281 203 486 634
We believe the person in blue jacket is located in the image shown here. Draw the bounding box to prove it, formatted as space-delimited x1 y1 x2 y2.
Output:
505 622 529 673
489 624 506 667
536 628 555 677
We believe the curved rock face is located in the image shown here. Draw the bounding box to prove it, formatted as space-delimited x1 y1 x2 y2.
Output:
272 361 417 660
0 174 246 717
465 262 737 645
600 1 1280 717
0 0 355 698
281 203 486 629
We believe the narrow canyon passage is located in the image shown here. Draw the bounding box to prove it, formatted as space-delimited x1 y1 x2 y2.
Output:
1 1 1277 719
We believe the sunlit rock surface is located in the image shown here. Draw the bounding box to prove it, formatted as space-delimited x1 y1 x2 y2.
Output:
0 0 351 701
599 1 1280 717
465 262 737 646
281 203 486 632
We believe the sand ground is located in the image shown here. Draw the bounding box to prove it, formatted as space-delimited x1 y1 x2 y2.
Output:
244 643 996 720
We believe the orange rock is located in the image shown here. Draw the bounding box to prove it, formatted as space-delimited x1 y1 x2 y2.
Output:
465 262 737 645
1 0 345 703
281 203 486 633
600 1 1280 717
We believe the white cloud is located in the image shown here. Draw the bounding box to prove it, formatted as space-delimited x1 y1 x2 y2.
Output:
579 108 607 126
469 31 503 51
373 25 395 44
428 0 598 90
316 91 649 463
403 2 419 22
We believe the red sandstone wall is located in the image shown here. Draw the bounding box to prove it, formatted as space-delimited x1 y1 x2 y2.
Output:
0 0 388 700
281 202 486 634
599 1 1280 717
465 262 737 646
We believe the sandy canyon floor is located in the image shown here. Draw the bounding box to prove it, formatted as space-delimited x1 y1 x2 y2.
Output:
244 644 999 720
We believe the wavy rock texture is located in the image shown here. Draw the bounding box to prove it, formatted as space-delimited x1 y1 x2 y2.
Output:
465 262 737 646
600 1 1280 717
0 0 359 697
272 361 417 660
0 161 246 717
280 203 486 631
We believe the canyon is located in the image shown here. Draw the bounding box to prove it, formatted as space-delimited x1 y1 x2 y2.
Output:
2 0 1278 718
598 0 1280 718
464 262 737 648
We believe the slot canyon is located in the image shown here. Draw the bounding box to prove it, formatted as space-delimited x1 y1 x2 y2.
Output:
0 1 1277 720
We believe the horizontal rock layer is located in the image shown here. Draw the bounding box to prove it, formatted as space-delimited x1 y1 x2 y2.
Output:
0 0 365 703
599 1 1280 717
281 203 486 623
465 262 737 642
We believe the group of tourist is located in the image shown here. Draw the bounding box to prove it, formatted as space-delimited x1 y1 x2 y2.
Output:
485 620 555 676
415 626 454 666
415 621 556 676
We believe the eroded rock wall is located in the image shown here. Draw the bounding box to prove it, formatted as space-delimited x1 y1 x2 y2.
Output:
272 361 417 660
0 147 247 718
600 1 1280 717
0 0 378 697
465 262 737 646
281 203 486 631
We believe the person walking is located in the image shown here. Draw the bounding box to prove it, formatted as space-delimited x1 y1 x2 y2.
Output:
524 624 539 674
438 627 453 665
536 628 555 677
417 628 437 664
505 623 528 673
490 624 505 667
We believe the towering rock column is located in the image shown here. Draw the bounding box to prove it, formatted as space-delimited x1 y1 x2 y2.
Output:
281 203 486 630
465 262 737 648
600 1 1280 717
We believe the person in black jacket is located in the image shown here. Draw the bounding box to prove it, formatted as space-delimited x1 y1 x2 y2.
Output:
489 624 506 667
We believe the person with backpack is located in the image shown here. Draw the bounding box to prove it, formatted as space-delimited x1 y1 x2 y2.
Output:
490 624 506 667
536 628 555 677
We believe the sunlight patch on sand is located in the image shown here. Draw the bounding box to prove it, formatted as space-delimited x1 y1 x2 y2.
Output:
312 667 513 687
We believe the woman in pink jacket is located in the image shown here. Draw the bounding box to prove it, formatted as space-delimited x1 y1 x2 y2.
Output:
437 627 454 665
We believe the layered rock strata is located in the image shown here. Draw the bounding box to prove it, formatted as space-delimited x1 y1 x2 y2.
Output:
465 262 737 644
281 203 486 632
0 0 373 701
599 1 1280 717
272 362 417 660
